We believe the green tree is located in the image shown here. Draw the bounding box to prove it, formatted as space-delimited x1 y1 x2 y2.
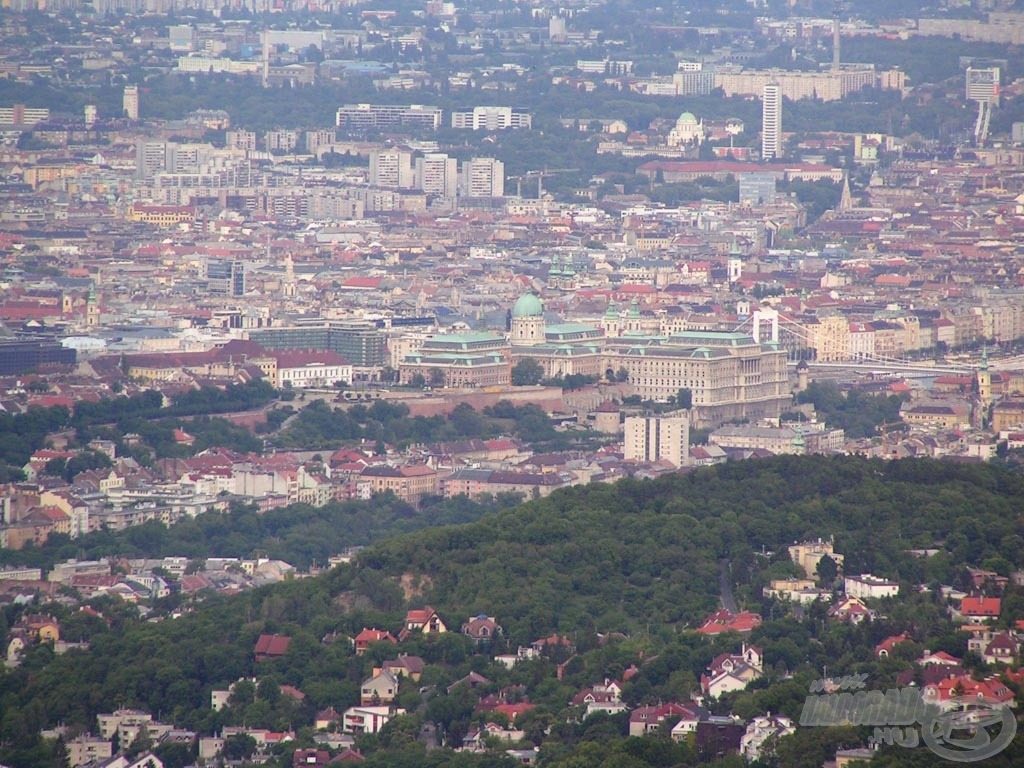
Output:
815 554 839 586
512 358 544 386
125 724 152 759
221 733 257 761
228 679 256 709
676 388 692 410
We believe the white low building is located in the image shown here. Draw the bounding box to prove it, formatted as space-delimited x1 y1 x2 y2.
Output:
845 573 899 599
275 350 353 389
342 705 405 735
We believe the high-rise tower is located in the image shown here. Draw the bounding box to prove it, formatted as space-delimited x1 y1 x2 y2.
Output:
832 0 841 71
123 85 139 120
761 83 782 161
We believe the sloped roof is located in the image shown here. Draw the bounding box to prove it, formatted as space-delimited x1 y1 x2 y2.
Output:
254 633 291 657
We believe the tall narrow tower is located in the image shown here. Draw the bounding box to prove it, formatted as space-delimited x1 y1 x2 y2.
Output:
86 286 100 327
123 85 139 121
761 83 782 161
262 31 270 88
281 253 297 298
832 0 841 71
977 344 992 408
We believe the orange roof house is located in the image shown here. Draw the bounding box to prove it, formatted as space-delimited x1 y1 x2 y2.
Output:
254 634 291 661
353 628 397 656
961 596 1001 621
398 607 447 641
876 633 912 658
695 610 763 636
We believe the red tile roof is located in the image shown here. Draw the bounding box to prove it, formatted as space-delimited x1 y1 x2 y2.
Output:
695 610 762 635
961 596 1001 617
255 633 292 659
354 628 397 647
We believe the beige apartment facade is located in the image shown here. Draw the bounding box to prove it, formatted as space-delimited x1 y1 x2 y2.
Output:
624 412 690 467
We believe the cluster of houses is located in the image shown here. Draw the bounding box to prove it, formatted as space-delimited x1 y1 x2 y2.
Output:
1 555 298 666
86 603 804 766
1 436 640 552
761 539 1024 723
23 545 1024 768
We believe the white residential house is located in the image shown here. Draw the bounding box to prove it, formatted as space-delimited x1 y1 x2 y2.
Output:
740 714 796 762
361 669 400 705
701 644 764 698
844 574 899 600
342 705 405 735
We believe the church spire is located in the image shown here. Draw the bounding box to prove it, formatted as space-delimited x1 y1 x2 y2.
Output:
838 174 853 211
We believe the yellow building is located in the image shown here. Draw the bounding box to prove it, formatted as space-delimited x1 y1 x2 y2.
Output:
789 539 844 578
810 316 850 362
125 204 196 227
359 464 442 506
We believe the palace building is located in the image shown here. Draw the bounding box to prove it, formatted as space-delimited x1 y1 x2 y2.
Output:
398 332 510 388
603 331 790 428
508 293 605 379
397 294 791 428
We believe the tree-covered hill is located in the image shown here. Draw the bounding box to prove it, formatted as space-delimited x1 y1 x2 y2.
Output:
4 456 1024 767
359 456 1024 638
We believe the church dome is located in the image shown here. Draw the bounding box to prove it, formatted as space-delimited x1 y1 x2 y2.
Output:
512 293 544 318
676 111 698 126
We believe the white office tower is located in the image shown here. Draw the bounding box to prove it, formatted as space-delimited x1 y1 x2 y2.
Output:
123 85 139 121
415 153 458 198
369 149 415 189
761 83 781 160
624 412 690 468
451 107 532 130
460 158 505 198
84 105 97 128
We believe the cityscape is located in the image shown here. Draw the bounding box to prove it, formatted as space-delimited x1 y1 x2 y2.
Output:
2 0 1024 766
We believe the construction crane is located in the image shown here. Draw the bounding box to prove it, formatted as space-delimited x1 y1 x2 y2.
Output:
511 167 580 198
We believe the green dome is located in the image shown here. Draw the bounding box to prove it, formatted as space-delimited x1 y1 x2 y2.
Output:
677 111 698 124
512 293 544 318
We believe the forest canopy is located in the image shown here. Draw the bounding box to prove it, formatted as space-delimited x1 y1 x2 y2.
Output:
3 456 1024 767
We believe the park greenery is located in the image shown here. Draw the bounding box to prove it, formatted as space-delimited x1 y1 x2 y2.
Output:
795 381 907 439
274 399 588 452
3 456 1024 767
0 380 277 480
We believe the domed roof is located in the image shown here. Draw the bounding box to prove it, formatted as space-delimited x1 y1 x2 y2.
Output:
512 293 544 318
677 111 698 125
